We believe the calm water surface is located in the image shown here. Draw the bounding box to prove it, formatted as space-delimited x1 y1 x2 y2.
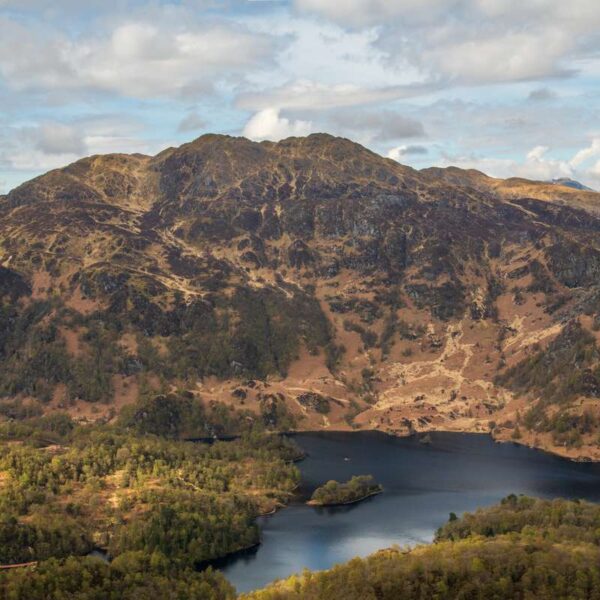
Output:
219 431 600 593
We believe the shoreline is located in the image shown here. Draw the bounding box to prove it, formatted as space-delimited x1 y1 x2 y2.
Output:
186 428 599 465
206 487 385 570
197 540 262 571
307 487 383 507
284 427 600 464
200 482 302 568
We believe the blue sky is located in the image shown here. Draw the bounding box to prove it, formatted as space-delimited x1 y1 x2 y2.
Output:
1 0 600 193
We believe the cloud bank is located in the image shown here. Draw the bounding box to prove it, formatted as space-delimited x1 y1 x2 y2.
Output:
0 0 599 190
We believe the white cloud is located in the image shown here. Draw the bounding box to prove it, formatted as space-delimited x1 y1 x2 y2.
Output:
246 14 419 89
590 160 600 188
570 138 600 168
83 135 167 157
242 108 314 141
0 15 274 99
303 109 427 148
0 122 86 173
330 110 424 141
421 30 572 83
7 149 82 173
35 123 87 155
1 0 600 194
0 116 168 177
431 139 600 188
295 0 600 85
89 22 272 98
294 0 451 28
296 0 600 32
177 112 207 133
387 145 429 161
237 80 438 111
0 17 77 92
517 145 572 180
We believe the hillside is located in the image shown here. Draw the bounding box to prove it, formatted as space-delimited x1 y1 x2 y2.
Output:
1 133 600 459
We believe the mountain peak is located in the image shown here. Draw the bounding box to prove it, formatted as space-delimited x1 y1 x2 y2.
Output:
168 131 380 162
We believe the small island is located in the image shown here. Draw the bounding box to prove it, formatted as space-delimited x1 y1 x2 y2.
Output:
308 475 383 507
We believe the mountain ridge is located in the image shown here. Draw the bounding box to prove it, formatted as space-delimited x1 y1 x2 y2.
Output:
4 132 599 213
551 177 595 192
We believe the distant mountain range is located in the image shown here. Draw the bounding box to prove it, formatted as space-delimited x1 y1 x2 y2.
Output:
1 133 599 459
550 177 595 192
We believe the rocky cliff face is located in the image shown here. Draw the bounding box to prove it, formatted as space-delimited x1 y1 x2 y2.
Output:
1 133 599 458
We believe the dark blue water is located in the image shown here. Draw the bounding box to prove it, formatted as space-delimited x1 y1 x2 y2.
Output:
220 431 600 593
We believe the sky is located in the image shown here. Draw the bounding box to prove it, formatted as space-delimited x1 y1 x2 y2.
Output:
1 0 600 193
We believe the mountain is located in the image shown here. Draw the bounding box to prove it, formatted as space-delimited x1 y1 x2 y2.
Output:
550 177 595 192
1 133 600 459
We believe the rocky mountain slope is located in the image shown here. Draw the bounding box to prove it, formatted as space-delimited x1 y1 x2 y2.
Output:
1 133 599 459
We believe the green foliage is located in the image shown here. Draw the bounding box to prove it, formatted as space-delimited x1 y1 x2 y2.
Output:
259 395 297 430
0 420 300 576
437 495 600 544
0 514 92 564
527 260 557 295
324 342 345 372
310 475 382 506
0 413 74 444
0 281 332 407
0 301 71 399
109 492 259 566
0 553 235 600
379 311 397 357
119 393 214 438
296 393 331 415
246 538 600 600
343 320 378 349
396 319 426 340
159 286 331 381
0 301 125 403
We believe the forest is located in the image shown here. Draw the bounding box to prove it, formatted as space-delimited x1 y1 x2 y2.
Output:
0 408 301 599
